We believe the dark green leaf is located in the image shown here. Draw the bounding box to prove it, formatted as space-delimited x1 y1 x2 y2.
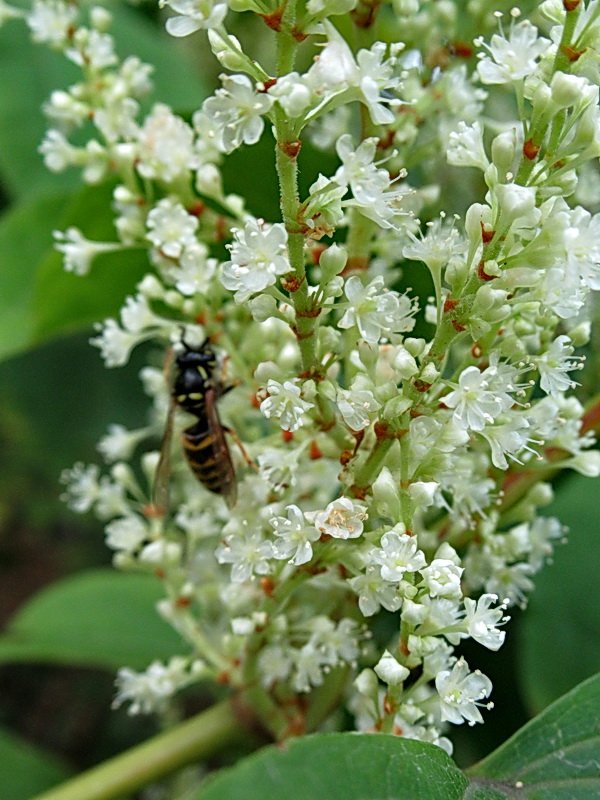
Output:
0 185 148 361
0 726 70 800
0 569 183 669
467 673 600 799
197 733 468 800
517 475 600 712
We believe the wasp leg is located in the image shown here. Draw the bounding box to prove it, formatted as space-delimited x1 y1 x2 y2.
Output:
222 426 257 470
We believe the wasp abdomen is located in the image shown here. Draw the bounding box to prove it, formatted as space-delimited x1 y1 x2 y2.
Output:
182 419 236 501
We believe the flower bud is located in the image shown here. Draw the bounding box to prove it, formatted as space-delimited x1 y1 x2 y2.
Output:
550 72 585 107
408 481 438 508
207 30 249 72
374 650 410 686
373 467 402 519
319 244 347 280
249 293 278 322
491 129 517 177
354 668 378 697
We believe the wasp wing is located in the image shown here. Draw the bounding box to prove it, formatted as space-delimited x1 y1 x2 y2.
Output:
204 386 237 509
152 395 177 517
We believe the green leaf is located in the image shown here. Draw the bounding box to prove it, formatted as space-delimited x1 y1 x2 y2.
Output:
197 733 469 800
517 475 600 713
467 673 600 799
0 4 204 199
0 569 183 670
0 726 70 800
0 185 148 361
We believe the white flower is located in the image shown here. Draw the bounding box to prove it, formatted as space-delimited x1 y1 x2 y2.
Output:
269 505 320 566
113 657 205 715
91 319 145 367
369 527 427 582
476 20 550 85
159 0 226 37
67 29 115 70
60 463 101 513
26 0 77 47
536 335 581 396
463 594 508 651
53 228 121 275
215 532 273 583
309 497 367 539
435 657 493 726
420 559 464 599
97 424 148 463
257 446 301 490
260 379 313 432
105 514 148 553
337 388 380 431
39 129 78 172
137 104 199 183
348 568 402 617
443 364 511 432
146 198 199 259
268 74 313 118
291 643 325 692
338 276 416 343
333 135 408 229
202 74 273 154
221 219 290 303
447 121 490 171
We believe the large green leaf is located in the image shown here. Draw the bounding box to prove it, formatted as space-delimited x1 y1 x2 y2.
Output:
0 185 148 361
0 726 70 800
0 3 204 199
197 733 469 800
467 673 600 799
517 475 600 713
0 569 183 669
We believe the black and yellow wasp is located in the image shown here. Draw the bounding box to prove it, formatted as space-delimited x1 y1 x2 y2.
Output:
153 339 237 512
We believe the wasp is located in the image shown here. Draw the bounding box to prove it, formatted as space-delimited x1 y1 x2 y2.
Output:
153 339 237 512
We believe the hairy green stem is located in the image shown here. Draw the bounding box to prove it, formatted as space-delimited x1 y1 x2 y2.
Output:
31 701 248 800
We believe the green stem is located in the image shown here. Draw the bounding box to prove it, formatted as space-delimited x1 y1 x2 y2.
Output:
31 701 248 800
352 436 394 491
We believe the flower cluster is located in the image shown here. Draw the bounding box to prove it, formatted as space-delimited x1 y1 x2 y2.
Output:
11 0 600 753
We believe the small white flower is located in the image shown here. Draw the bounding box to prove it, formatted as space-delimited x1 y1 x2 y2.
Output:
105 514 148 553
476 20 550 85
536 335 581 396
202 74 273 154
338 276 416 343
27 0 78 47
146 198 199 259
270 504 320 566
60 463 100 513
337 387 380 431
436 657 493 726
463 594 508 651
215 532 273 583
91 319 144 367
369 527 427 582
97 424 148 463
420 559 464 598
348 568 402 617
447 121 490 171
159 0 227 37
309 497 367 539
53 228 121 276
260 379 313 432
113 657 205 715
221 219 290 303
136 104 199 183
443 365 509 432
